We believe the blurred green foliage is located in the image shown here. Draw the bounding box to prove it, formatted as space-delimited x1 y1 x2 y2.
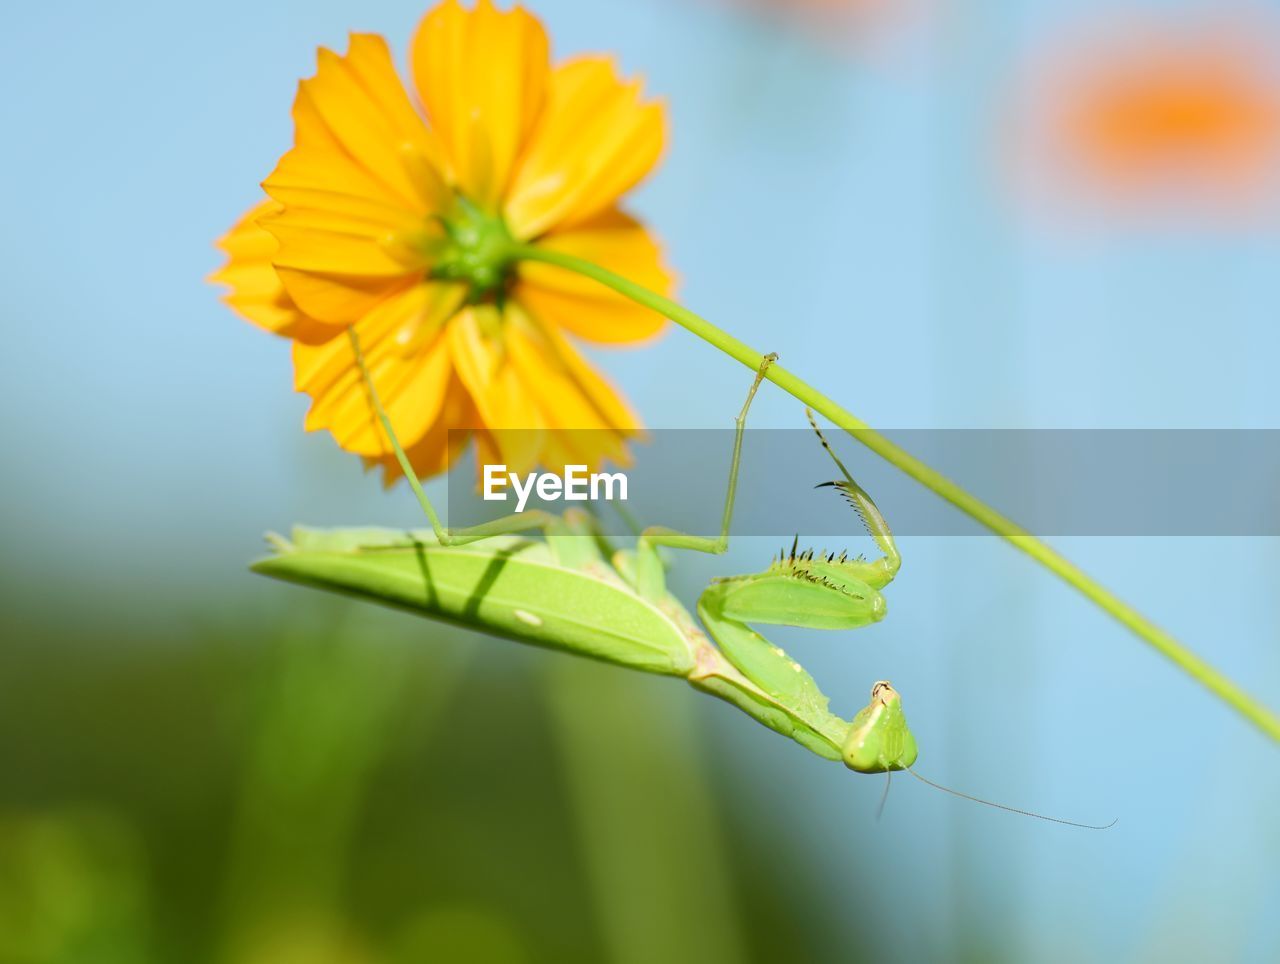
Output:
0 591 861 963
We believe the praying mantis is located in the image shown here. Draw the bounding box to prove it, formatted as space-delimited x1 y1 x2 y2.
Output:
254 345 1111 828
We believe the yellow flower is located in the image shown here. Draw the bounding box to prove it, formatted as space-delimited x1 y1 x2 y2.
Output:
211 0 672 481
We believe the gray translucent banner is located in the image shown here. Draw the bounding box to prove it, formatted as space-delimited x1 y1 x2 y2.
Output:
444 430 1280 536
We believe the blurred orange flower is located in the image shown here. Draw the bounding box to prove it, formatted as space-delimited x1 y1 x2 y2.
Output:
212 1 672 481
716 0 921 51
1011 16 1280 219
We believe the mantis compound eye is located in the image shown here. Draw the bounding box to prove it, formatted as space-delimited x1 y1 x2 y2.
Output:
870 680 897 704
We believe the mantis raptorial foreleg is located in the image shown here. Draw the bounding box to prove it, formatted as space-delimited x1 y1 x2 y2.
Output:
805 409 900 589
678 411 903 758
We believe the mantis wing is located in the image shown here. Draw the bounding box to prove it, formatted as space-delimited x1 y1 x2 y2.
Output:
253 527 697 677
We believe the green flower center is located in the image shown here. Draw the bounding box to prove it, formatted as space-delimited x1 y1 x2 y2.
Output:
431 195 516 302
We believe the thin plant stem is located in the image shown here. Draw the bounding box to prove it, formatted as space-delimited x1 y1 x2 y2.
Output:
510 242 1280 744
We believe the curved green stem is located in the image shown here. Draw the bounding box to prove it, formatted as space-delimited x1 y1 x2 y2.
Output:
511 242 1280 744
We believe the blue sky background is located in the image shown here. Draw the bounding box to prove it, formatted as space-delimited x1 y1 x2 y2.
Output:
3 0 1279 959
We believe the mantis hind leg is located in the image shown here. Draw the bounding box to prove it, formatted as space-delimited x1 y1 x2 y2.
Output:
633 353 778 600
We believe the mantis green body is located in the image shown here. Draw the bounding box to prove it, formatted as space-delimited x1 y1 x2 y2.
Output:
256 350 916 773
255 338 1110 826
256 517 912 772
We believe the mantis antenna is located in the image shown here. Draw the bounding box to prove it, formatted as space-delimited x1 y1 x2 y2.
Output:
876 770 892 821
906 767 1117 831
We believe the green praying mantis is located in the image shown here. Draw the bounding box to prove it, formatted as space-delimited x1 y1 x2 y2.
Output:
255 341 1111 828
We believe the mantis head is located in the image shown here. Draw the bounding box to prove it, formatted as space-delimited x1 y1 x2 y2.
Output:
840 684 1113 828
842 680 919 773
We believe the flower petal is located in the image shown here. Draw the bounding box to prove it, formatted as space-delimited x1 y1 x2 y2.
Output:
412 0 550 208
294 283 465 455
503 303 635 469
447 305 544 472
505 57 665 238
283 33 446 212
263 211 421 278
260 34 447 324
209 200 336 342
258 203 426 324
529 311 646 435
364 373 477 485
515 208 673 343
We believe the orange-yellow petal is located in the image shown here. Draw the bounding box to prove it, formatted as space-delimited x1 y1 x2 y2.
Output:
259 200 426 325
273 92 432 215
260 34 450 324
515 208 673 344
530 312 645 435
504 57 665 238
447 305 544 472
503 304 633 469
294 282 465 455
411 0 550 208
364 373 477 484
281 34 447 212
263 209 422 278
210 200 336 343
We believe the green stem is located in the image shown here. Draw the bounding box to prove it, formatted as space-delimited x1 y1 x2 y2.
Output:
512 242 1280 744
